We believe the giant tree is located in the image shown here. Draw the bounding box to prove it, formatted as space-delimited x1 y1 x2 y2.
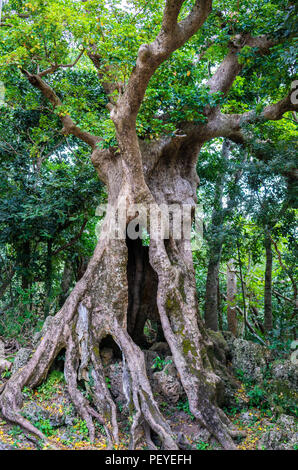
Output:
0 0 297 450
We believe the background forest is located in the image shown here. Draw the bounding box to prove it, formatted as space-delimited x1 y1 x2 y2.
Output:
0 0 297 451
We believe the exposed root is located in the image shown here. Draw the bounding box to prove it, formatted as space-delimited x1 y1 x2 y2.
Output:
149 237 237 450
64 330 96 443
111 322 179 450
0 210 240 450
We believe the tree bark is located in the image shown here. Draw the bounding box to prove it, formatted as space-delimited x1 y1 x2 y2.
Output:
204 140 229 331
0 137 238 450
205 260 221 331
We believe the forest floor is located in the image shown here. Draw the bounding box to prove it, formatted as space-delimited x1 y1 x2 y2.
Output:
0 368 276 451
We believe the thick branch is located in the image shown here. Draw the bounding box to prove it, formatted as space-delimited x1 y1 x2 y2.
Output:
194 92 298 143
207 35 277 96
113 0 212 123
162 0 185 33
22 70 99 149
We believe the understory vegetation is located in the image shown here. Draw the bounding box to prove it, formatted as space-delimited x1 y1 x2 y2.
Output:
0 0 297 451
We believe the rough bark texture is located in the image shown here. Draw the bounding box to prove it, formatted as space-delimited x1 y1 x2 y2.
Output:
0 137 238 450
1 0 297 452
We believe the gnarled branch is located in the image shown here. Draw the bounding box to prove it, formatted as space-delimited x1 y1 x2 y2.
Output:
22 70 99 149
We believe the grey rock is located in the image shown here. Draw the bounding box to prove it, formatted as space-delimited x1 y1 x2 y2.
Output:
22 402 64 427
208 329 229 364
0 358 12 375
271 360 298 393
0 338 12 375
149 342 171 356
258 414 298 450
0 440 15 450
11 348 32 375
193 427 211 443
100 347 114 367
239 411 257 425
229 338 269 383
153 357 182 404
106 362 126 404
177 432 192 450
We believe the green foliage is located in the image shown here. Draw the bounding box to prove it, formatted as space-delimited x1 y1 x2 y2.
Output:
36 370 65 400
151 356 172 371
73 418 89 440
247 385 267 407
0 2 297 446
105 376 111 389
196 440 210 450
8 425 24 439
1 368 12 379
177 399 195 420
34 418 55 437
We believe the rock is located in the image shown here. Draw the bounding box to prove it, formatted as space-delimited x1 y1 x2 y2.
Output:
271 360 298 393
106 362 126 405
11 348 32 375
153 357 182 404
63 403 77 426
228 338 269 383
100 347 113 366
149 342 171 356
213 360 243 409
0 338 12 375
22 402 64 427
177 432 192 450
0 358 12 375
144 350 159 381
239 411 257 425
258 414 298 450
207 330 229 364
0 440 15 450
192 427 211 444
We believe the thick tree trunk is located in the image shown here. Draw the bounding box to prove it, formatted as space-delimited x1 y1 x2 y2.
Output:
264 232 273 331
227 259 238 336
0 138 238 450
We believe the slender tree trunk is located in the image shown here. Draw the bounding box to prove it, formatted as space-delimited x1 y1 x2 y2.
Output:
58 260 74 308
204 141 229 331
20 240 31 291
227 259 238 336
44 240 53 317
205 259 221 331
217 278 223 331
264 232 273 331
0 268 14 301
